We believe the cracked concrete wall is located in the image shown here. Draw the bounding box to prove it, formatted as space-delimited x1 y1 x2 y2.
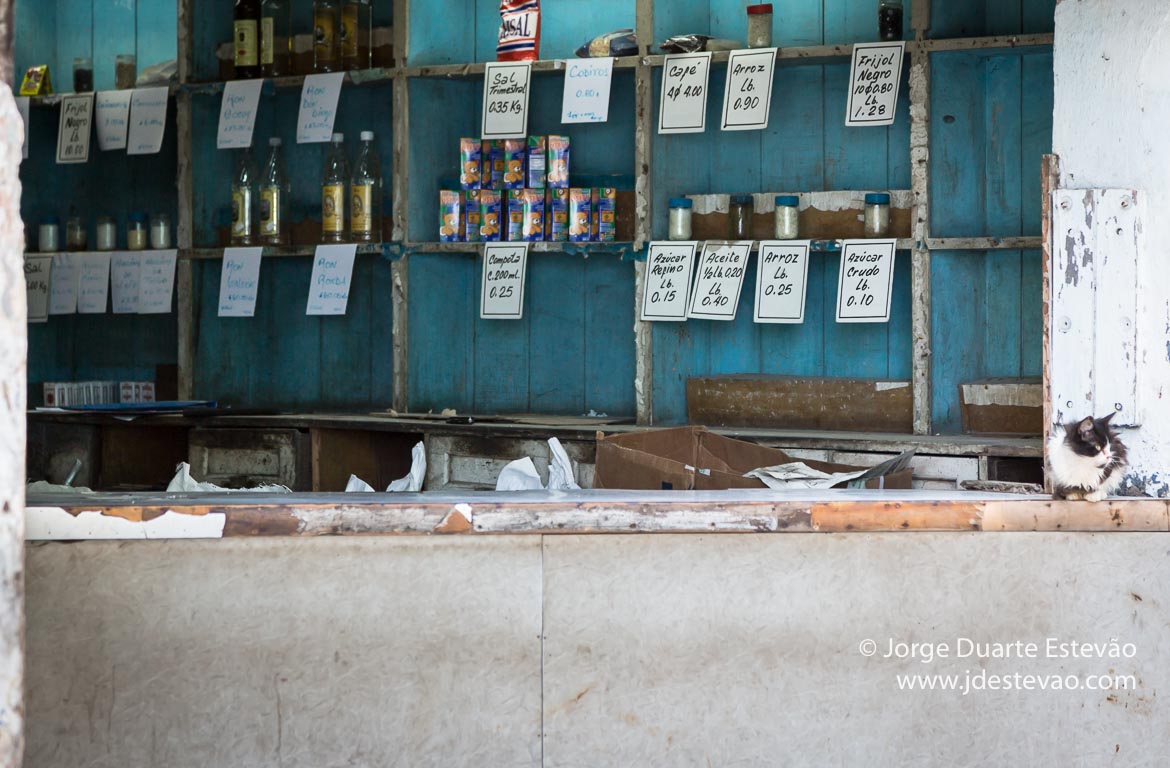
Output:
1052 0 1170 495
0 0 26 762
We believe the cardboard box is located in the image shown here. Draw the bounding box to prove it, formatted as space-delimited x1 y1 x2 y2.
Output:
594 426 912 491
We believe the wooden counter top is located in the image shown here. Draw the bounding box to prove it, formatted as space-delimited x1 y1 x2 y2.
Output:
26 489 1165 539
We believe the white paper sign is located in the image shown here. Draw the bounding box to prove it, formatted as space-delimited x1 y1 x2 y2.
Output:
110 252 141 313
846 42 904 127
658 53 712 134
77 253 112 314
127 87 169 154
218 247 263 317
48 253 81 314
297 72 345 144
561 57 614 124
56 93 94 164
25 255 51 323
217 79 264 149
687 241 752 320
94 91 132 151
16 97 29 160
720 49 776 131
139 250 178 314
836 239 897 323
640 242 697 322
754 241 811 323
482 62 532 140
481 242 529 319
306 244 357 316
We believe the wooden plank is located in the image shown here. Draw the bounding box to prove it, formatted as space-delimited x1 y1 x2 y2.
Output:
908 30 932 437
1040 154 1059 493
1091 189 1140 425
687 375 913 432
1049 189 1096 427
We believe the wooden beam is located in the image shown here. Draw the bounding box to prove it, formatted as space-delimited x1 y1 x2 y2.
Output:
391 0 410 412
909 36 932 436
633 0 654 425
1040 154 1061 494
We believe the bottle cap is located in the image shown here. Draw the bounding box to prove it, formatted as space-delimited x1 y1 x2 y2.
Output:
332 133 344 142
668 198 693 209
774 195 799 206
747 4 773 14
865 193 891 205
361 131 374 141
269 137 282 147
730 194 753 204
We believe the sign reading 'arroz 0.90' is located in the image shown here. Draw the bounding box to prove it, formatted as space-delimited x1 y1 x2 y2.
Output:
481 242 530 320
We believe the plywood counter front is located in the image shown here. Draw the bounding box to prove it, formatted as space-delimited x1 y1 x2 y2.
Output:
26 489 1169 538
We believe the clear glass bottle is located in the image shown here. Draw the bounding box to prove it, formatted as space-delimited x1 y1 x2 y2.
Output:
746 4 774 49
234 0 262 78
127 212 149 250
668 198 692 241
341 0 373 70
864 192 891 237
115 54 137 89
231 151 257 245
773 195 799 239
313 0 341 73
729 194 753 239
73 57 94 93
879 0 904 42
350 131 382 242
260 138 289 245
321 133 349 242
261 0 292 77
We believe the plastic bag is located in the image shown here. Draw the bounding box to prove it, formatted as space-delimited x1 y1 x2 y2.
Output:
657 35 743 54
166 462 291 493
575 29 638 58
495 438 581 491
498 0 541 61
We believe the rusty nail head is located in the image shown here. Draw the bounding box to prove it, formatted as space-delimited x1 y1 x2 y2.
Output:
1060 198 1071 210
1066 400 1074 408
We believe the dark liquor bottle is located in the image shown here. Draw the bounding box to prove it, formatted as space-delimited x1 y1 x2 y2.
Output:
234 0 262 78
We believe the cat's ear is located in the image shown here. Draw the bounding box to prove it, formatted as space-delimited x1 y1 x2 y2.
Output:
1077 416 1096 440
1098 411 1117 425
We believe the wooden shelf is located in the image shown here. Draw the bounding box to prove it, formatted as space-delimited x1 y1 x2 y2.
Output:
404 241 640 257
181 68 399 95
926 237 1043 251
403 57 640 79
181 243 398 260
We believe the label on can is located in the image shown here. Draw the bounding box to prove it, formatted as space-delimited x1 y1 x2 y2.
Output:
322 184 345 233
351 184 375 236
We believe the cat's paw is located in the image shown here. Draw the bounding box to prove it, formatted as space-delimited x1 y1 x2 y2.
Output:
1085 490 1107 503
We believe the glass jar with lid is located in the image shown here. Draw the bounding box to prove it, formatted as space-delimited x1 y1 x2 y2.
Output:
729 195 753 239
746 4 774 48
864 193 891 237
96 216 117 250
773 195 799 239
879 0 904 41
39 216 61 252
668 198 693 240
151 213 173 249
127 212 149 250
66 216 87 251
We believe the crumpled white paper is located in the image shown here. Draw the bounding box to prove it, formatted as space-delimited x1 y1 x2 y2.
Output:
495 438 582 491
345 441 427 493
744 462 870 490
166 462 291 493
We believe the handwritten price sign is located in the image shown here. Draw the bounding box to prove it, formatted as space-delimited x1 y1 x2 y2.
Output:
641 242 698 322
481 242 529 319
845 42 904 127
658 53 712 134
482 62 532 139
835 239 897 323
754 241 810 323
720 49 776 131
687 241 752 320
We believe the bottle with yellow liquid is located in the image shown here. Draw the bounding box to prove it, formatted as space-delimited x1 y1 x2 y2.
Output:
321 133 349 243
231 150 256 245
313 0 341 73
350 131 382 242
341 0 372 71
259 137 288 245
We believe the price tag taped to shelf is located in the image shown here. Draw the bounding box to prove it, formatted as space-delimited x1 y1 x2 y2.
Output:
687 241 751 320
720 49 776 131
111 252 141 314
641 242 697 322
659 53 712 134
297 72 345 143
25 255 51 323
217 79 264 149
836 239 897 323
56 93 94 164
754 241 810 324
561 57 614 124
95 91 132 151
127 87 169 155
845 41 904 127
482 62 532 139
16 97 29 160
139 250 178 314
49 254 80 314
77 253 112 314
218 247 263 317
481 242 528 319
306 244 357 316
